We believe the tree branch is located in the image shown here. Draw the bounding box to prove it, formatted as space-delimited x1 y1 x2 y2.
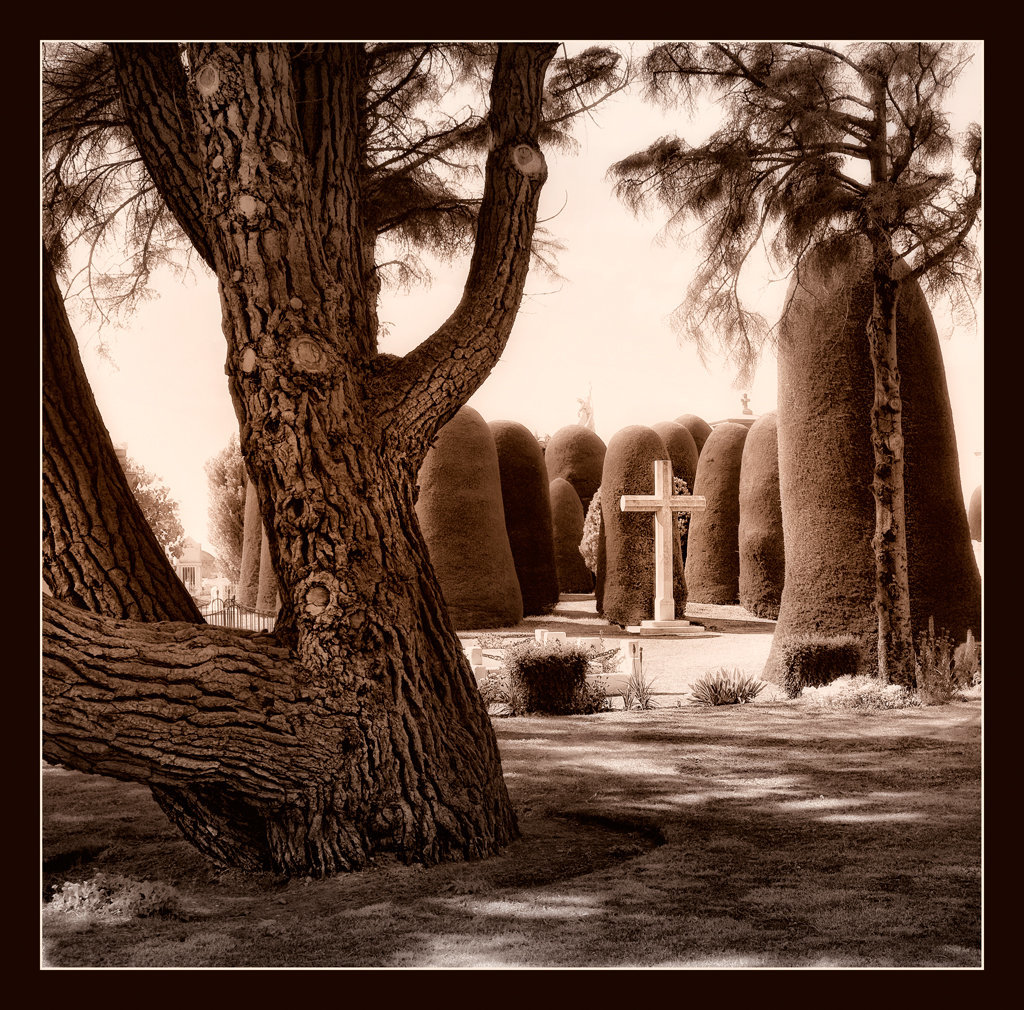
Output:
366 43 558 458
108 44 217 270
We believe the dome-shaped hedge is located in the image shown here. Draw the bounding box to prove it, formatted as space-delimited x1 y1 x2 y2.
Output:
674 414 713 457
544 425 607 514
738 411 784 619
652 420 699 492
416 407 523 629
968 485 982 542
599 425 686 627
762 242 981 684
685 422 748 604
490 420 560 615
549 477 594 593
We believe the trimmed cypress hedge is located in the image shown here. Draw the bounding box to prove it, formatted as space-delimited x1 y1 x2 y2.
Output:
685 422 748 604
968 485 982 542
738 411 784 619
549 477 594 593
651 420 699 492
236 479 261 608
674 414 713 457
490 420 561 615
778 635 864 698
599 425 686 627
255 525 279 613
544 424 607 514
762 241 981 685
415 406 523 629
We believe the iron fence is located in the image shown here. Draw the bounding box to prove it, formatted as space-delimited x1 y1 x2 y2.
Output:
200 597 277 632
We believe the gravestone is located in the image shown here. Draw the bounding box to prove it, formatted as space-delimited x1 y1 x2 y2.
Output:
620 459 707 635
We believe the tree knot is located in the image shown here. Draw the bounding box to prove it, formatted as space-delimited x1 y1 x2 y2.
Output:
511 144 546 181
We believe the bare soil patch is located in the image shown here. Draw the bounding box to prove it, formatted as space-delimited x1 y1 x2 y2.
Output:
42 692 980 968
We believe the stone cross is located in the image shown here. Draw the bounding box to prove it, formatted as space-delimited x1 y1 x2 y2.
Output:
741 393 752 415
620 459 706 622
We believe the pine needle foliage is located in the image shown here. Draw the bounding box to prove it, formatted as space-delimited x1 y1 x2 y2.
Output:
43 42 628 319
609 41 981 385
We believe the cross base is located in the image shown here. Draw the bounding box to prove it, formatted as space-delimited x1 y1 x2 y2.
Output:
624 619 717 638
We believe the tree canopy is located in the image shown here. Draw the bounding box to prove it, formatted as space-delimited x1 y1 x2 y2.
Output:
43 42 626 320
204 434 246 582
610 41 981 384
123 456 186 561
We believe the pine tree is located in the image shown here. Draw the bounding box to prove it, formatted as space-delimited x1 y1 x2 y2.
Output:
611 42 981 684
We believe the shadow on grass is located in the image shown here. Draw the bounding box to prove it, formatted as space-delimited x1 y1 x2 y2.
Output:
41 702 980 968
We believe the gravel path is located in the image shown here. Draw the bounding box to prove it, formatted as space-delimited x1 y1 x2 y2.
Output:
458 594 781 703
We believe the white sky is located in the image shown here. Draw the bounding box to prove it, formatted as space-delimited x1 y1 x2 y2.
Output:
61 42 984 548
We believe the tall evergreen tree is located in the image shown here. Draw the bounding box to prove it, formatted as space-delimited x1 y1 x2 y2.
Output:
611 42 981 684
204 435 247 583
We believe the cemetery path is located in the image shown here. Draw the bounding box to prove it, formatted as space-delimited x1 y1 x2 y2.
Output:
459 594 781 702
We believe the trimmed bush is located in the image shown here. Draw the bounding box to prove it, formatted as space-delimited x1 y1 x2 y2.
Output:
968 485 981 542
690 668 765 706
674 414 713 456
490 420 560 615
953 629 981 687
544 425 607 514
549 477 594 593
501 639 608 715
600 425 687 627
415 406 523 629
651 420 699 492
738 411 784 619
778 634 864 699
763 241 981 684
255 526 279 613
803 677 921 711
236 480 261 608
685 422 748 604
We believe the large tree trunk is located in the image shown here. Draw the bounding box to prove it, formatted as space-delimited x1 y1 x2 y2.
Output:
865 237 915 686
44 42 557 876
42 247 203 624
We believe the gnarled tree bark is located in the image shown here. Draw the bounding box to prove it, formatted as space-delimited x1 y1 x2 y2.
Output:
43 41 558 875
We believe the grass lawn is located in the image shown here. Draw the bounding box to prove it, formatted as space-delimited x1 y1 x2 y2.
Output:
41 695 981 968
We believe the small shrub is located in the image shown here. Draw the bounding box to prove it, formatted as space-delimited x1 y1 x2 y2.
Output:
915 616 956 705
579 489 602 575
47 873 185 919
690 667 766 707
487 639 614 715
952 628 981 689
803 675 921 711
621 670 658 710
779 634 863 698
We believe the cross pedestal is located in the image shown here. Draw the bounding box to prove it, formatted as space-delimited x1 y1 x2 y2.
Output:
620 459 710 636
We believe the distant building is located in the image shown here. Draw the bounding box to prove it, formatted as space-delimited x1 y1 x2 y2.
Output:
173 538 233 603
